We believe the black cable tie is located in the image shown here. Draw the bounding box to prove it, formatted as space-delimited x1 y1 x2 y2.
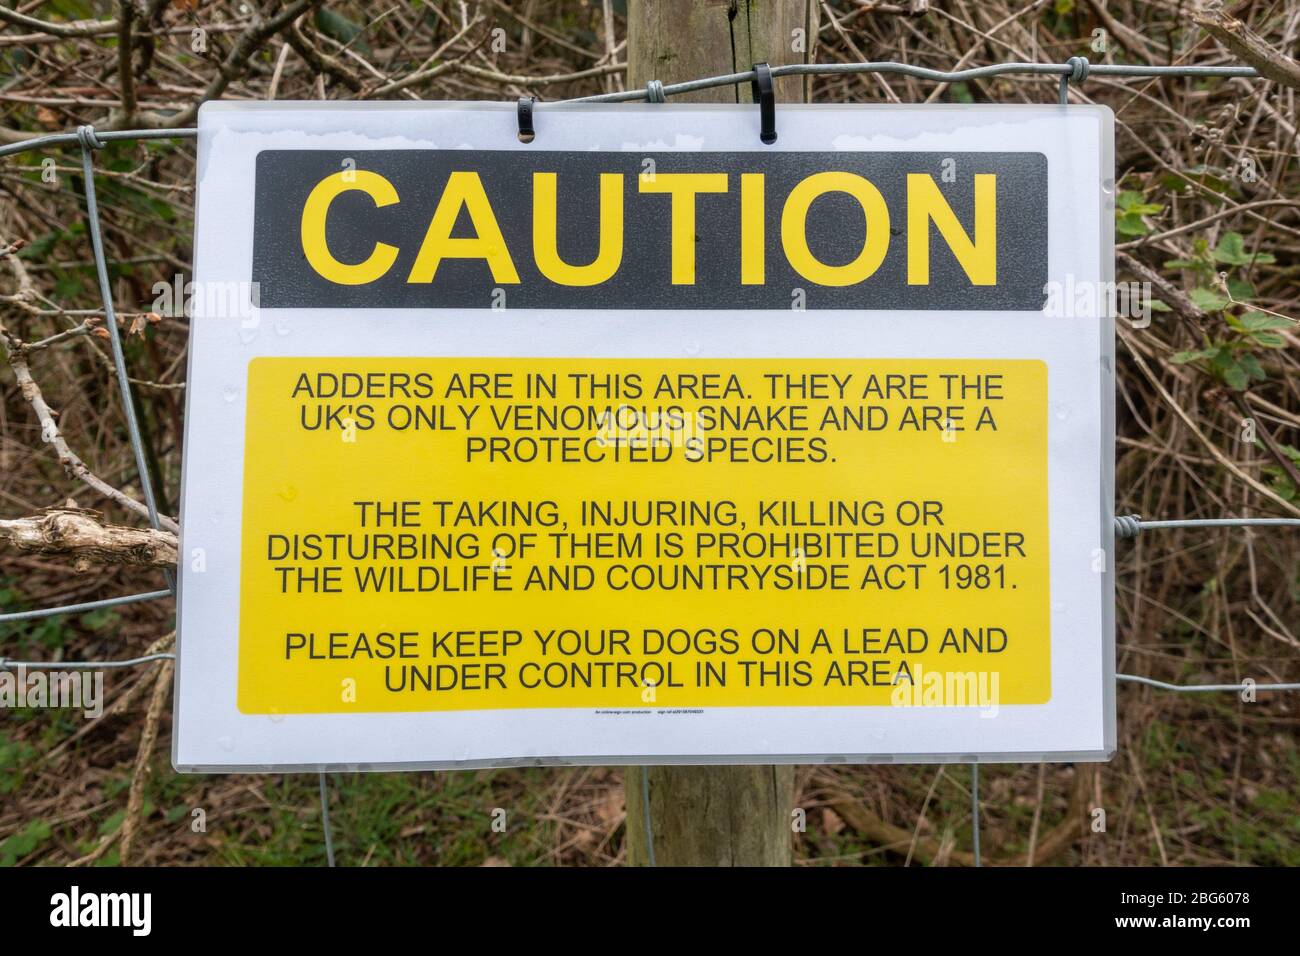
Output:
517 96 536 142
750 62 776 144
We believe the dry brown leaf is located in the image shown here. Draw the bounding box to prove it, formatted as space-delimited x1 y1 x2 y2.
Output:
822 807 845 835
595 790 623 826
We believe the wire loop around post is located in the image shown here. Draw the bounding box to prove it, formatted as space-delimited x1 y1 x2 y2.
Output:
1113 514 1142 538
1059 55 1090 105
75 124 105 150
646 79 666 104
750 62 777 144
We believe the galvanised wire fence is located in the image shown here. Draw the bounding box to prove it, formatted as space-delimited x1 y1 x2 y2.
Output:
1 58 1297 867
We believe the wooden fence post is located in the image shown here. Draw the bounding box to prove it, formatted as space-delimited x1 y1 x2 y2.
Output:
622 0 818 867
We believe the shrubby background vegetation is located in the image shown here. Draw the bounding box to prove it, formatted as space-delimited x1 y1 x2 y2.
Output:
0 0 1296 866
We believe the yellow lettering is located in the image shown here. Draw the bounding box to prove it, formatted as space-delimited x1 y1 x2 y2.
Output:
408 172 519 284
533 173 624 286
781 172 890 287
907 173 996 286
740 173 765 285
300 171 399 286
637 172 728 285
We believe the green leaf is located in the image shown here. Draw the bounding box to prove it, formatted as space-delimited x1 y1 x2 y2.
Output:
1212 231 1276 266
1213 231 1249 264
1189 287 1229 311
1116 191 1162 215
1249 331 1287 348
1221 361 1249 391
1117 213 1149 236
1237 312 1293 331
1115 192 1163 238
314 8 370 54
1176 167 1239 198
1237 353 1266 382
1264 466 1297 502
18 231 60 260
1208 348 1235 377
1171 348 1214 364
1227 278 1254 301
80 608 119 632
0 819 51 867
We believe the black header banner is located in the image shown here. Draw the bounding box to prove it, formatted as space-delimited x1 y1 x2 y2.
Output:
251 149 1049 311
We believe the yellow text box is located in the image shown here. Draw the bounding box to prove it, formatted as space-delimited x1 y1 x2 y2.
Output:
238 357 1049 713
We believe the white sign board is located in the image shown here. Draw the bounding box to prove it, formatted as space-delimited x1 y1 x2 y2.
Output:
174 102 1115 771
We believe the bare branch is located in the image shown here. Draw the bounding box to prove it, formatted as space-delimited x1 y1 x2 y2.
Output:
0 509 177 568
162 0 328 128
2 256 180 533
285 16 364 93
1196 10 1300 90
116 2 138 124
0 7 119 38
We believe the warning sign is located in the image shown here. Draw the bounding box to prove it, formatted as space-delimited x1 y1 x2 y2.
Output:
175 103 1115 770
